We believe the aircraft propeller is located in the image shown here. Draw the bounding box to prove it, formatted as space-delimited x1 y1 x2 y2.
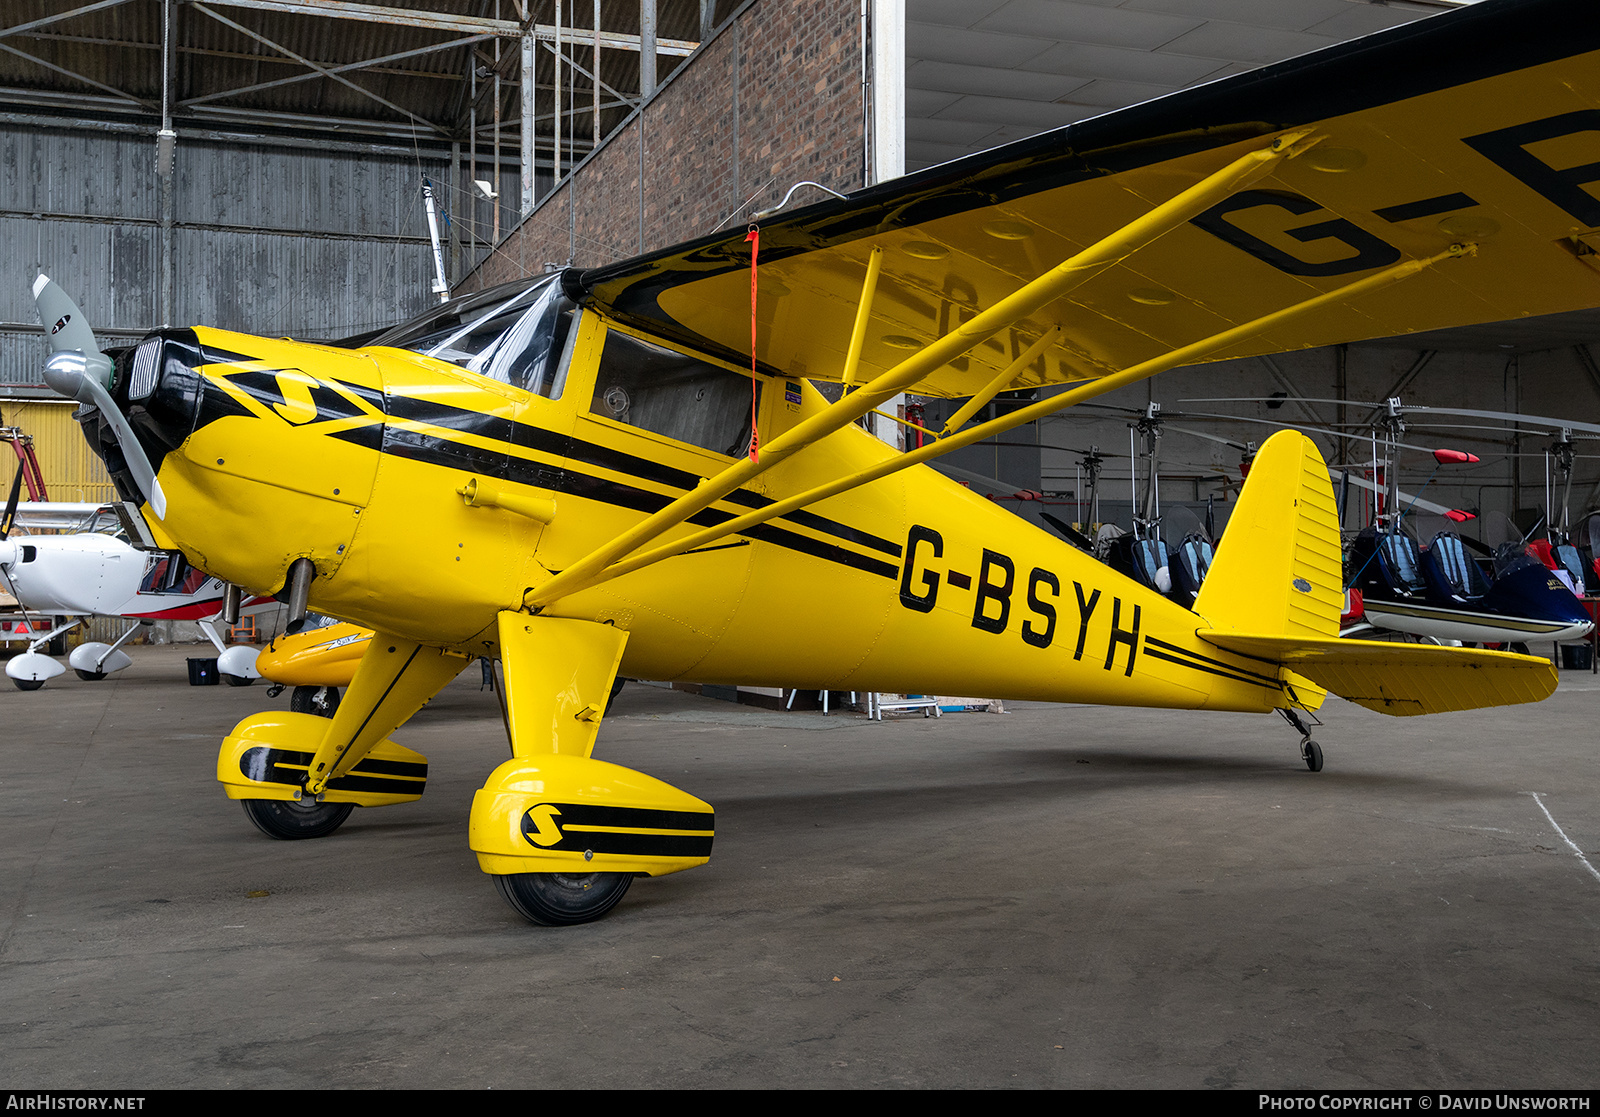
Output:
31 275 167 519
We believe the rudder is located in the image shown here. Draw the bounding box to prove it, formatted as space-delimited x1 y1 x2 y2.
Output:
1194 430 1343 639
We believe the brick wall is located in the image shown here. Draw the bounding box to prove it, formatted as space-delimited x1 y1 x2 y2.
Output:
464 0 866 287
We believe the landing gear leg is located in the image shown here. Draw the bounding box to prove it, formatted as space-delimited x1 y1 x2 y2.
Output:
472 614 714 927
1279 707 1324 772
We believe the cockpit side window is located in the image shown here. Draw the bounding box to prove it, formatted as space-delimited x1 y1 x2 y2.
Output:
485 289 577 399
590 329 759 457
369 276 575 399
140 551 209 595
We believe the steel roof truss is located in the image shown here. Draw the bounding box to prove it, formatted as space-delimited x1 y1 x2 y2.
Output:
198 0 699 56
0 0 138 42
180 31 494 108
191 1 452 137
0 38 146 105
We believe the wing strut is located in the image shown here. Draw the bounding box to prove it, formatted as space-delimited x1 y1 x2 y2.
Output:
939 326 1062 437
526 130 1318 610
534 242 1475 605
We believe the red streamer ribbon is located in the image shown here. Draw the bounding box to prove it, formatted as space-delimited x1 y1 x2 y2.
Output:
745 225 760 463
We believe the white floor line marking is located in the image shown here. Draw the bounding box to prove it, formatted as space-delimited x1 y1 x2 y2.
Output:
1528 792 1600 886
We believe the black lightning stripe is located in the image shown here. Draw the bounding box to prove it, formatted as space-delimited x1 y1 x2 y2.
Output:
521 802 714 858
1145 636 1281 684
383 394 902 558
373 408 901 580
238 746 428 794
1143 636 1283 691
194 372 902 578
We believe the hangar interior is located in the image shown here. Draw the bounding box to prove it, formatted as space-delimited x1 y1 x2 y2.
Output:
6 3 1600 1090
3 0 1600 620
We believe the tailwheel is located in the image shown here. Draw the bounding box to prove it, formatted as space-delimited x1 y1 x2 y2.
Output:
241 798 354 840
494 871 634 926
1280 706 1324 772
1301 739 1324 773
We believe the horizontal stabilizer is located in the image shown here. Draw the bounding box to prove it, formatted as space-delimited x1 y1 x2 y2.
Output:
1197 630 1556 716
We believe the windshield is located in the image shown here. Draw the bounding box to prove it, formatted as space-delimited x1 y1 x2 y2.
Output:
369 275 576 398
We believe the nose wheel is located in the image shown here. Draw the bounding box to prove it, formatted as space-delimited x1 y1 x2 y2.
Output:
1280 707 1324 772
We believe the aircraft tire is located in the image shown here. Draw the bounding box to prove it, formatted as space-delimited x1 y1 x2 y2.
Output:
223 673 255 687
74 668 107 682
241 798 354 840
493 871 633 926
1303 740 1324 773
289 685 341 717
12 678 45 692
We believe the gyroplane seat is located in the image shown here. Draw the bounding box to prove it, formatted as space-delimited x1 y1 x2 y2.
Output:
1551 543 1587 595
1422 532 1490 603
1170 533 1213 608
1376 531 1428 597
1110 536 1171 594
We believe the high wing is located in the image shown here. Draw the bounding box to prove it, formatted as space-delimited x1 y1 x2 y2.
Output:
577 0 1600 400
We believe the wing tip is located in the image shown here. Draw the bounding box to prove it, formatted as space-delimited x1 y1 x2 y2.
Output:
32 273 50 298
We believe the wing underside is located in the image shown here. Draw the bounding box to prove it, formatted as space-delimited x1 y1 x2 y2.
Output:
578 0 1600 399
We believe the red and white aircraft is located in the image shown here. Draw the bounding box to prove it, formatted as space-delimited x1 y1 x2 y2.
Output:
1 486 273 689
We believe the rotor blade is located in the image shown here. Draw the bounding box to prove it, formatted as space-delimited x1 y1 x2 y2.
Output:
1159 422 1250 452
31 276 166 519
970 438 1130 459
930 461 1026 495
1173 410 1477 457
1178 396 1600 440
0 465 22 540
1038 511 1096 553
1330 468 1454 516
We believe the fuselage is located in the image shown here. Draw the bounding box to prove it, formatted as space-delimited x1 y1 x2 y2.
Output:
89 277 1296 715
0 533 227 620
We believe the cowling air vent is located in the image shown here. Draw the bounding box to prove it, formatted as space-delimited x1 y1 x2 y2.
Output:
128 336 161 402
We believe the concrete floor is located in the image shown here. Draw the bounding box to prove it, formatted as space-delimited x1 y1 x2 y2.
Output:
3 645 1598 1089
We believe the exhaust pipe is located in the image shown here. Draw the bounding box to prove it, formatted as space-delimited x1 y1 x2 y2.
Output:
283 558 315 635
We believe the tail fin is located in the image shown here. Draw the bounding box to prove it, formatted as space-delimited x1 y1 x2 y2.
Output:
1194 430 1343 638
1194 430 1554 717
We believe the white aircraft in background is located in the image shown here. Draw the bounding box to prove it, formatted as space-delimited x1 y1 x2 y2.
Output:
0 476 272 689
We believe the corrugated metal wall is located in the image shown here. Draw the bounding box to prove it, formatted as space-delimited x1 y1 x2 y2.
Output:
0 121 497 396
0 118 527 506
0 117 537 551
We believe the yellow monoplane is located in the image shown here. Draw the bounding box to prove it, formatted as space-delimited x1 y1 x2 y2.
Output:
35 0 1600 924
